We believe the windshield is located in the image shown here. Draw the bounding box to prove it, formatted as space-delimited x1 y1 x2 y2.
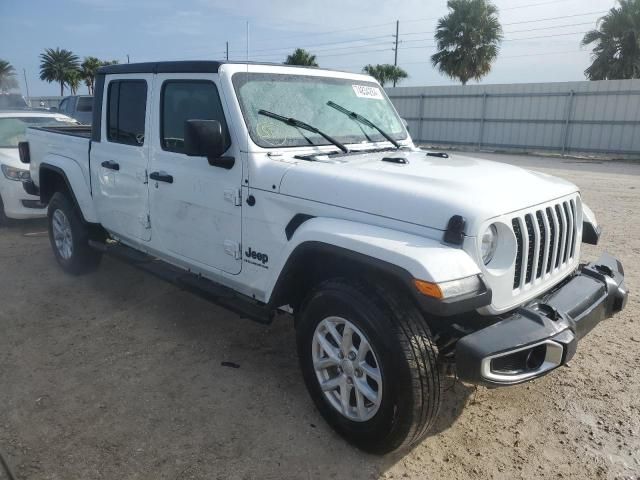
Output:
0 116 78 148
233 73 407 149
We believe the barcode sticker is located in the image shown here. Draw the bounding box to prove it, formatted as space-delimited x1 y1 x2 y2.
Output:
352 85 384 100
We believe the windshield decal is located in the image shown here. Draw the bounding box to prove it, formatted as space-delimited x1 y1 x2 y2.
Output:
352 85 383 100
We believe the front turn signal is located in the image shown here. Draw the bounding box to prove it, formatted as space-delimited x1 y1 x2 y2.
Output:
414 275 483 300
413 279 444 299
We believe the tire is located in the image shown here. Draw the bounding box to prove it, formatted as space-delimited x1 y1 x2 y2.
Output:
0 195 8 227
47 192 102 274
296 278 441 454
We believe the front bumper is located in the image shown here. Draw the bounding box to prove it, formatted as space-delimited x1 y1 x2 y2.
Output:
0 178 46 219
456 253 628 386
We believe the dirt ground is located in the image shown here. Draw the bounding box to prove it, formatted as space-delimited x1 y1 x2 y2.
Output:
1 153 638 480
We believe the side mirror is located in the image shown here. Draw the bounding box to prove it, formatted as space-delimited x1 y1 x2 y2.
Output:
184 119 234 169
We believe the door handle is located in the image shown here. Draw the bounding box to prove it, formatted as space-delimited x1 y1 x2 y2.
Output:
149 171 174 184
101 160 120 171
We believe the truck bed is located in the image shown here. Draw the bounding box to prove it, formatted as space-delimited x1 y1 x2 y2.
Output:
27 125 92 192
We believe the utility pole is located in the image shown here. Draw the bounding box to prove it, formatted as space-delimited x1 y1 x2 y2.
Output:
226 41 229 60
23 69 31 106
126 54 130 64
393 20 399 87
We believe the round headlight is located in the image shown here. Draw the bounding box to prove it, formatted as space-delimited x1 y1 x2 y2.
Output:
481 224 498 265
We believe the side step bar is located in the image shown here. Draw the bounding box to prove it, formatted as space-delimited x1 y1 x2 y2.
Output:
90 240 274 324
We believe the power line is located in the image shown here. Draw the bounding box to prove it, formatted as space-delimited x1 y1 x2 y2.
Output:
246 41 393 59
503 10 606 26
400 21 596 44
400 11 605 37
249 4 602 48
398 1 598 25
399 30 589 51
401 20 595 38
229 34 392 55
231 14 600 59
500 0 576 11
254 21 396 44
387 49 584 67
504 30 589 42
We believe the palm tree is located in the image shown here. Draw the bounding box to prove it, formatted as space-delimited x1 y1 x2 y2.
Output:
431 0 503 85
284 48 318 67
66 69 82 95
362 64 408 87
80 56 102 95
582 0 640 80
39 48 80 96
0 59 19 92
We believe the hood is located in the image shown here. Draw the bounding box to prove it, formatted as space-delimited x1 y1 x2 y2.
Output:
0 148 21 168
279 150 579 234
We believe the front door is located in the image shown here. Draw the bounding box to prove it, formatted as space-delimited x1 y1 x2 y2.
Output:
91 76 153 242
148 74 243 275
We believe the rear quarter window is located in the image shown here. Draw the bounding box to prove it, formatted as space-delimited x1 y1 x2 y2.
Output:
77 97 93 112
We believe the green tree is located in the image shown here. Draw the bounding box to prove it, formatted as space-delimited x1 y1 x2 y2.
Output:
0 59 19 92
582 0 640 80
66 69 82 95
362 64 408 87
80 56 102 95
39 48 80 96
284 48 318 67
431 0 503 85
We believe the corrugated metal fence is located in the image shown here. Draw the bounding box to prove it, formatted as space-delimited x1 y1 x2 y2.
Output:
387 79 640 156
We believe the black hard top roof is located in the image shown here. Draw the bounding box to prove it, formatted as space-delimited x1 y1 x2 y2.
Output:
97 60 348 75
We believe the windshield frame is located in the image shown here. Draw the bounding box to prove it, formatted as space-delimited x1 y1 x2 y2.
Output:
231 71 409 151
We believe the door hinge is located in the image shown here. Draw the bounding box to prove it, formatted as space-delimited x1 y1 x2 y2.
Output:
224 240 242 260
224 188 242 207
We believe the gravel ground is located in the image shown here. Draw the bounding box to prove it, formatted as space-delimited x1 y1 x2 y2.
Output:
0 153 638 480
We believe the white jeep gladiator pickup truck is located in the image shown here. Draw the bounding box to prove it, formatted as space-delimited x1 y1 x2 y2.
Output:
21 61 628 454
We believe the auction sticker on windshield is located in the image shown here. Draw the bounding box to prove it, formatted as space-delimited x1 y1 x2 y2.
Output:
352 85 383 100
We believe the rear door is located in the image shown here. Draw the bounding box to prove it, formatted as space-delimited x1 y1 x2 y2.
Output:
91 75 153 243
148 74 243 274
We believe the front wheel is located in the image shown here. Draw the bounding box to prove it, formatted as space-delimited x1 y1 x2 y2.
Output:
47 192 102 275
296 278 442 454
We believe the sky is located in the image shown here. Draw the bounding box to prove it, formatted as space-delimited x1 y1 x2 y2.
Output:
0 0 620 96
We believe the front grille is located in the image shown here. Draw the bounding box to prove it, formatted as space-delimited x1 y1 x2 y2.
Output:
512 198 579 290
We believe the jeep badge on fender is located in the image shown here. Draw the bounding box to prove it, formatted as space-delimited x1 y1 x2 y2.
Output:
245 247 268 264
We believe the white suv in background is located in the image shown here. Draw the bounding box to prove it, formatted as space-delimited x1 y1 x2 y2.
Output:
0 110 77 225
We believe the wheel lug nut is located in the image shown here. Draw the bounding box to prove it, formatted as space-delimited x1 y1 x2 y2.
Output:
348 352 356 361
346 377 353 385
355 368 363 377
338 351 344 359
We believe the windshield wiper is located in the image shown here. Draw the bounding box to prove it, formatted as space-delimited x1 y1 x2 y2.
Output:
327 101 400 149
258 109 349 153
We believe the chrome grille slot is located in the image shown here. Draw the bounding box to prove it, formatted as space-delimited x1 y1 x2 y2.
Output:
511 196 579 291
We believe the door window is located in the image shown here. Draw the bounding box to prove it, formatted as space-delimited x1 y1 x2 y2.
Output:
107 80 147 146
160 80 230 153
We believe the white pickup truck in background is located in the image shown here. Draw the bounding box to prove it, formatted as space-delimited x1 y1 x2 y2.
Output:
0 109 77 225
21 61 627 453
